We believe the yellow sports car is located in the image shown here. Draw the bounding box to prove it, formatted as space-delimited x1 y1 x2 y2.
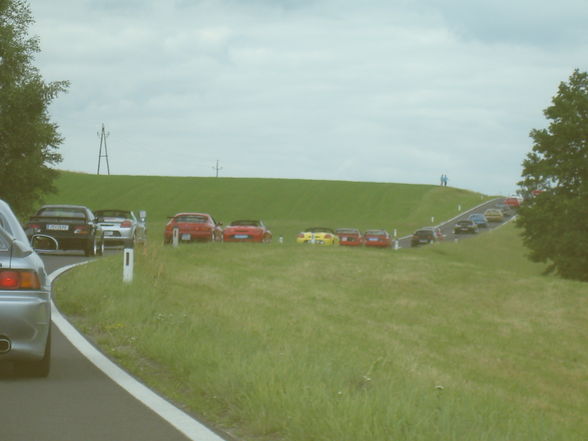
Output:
484 208 504 222
296 227 340 245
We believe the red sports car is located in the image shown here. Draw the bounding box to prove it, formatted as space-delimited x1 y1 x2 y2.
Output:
363 229 392 248
164 213 222 244
223 220 272 243
335 228 363 246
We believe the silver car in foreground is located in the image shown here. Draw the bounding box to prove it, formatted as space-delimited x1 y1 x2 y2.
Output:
0 199 51 377
94 209 146 246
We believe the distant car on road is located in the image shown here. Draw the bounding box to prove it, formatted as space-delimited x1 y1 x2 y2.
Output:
94 209 146 246
0 199 52 377
164 213 223 244
453 219 479 234
468 213 488 228
296 227 339 245
24 205 104 256
363 229 392 248
504 197 521 209
223 220 272 243
484 208 505 223
411 228 440 247
335 228 363 246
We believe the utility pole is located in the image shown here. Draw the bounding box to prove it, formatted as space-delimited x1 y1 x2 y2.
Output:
212 160 223 178
97 123 111 175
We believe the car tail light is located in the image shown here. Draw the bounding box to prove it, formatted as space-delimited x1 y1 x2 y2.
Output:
0 270 41 290
120 220 133 228
297 233 304 238
324 234 332 239
25 223 42 233
73 225 91 235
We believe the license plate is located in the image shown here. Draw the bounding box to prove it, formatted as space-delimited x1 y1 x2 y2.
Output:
235 234 249 239
47 224 69 231
104 231 114 236
419 239 429 243
368 237 379 241
181 234 191 240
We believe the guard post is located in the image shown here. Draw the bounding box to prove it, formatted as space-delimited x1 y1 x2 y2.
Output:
123 238 134 283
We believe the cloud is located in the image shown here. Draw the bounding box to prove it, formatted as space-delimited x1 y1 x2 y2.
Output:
28 0 588 194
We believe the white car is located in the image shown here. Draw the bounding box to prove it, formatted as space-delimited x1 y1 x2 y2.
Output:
94 209 146 246
0 199 52 377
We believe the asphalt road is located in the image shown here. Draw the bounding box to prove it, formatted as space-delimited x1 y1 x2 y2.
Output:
0 249 220 441
0 200 514 441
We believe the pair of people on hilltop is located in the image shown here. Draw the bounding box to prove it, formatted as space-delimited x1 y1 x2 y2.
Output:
440 174 449 187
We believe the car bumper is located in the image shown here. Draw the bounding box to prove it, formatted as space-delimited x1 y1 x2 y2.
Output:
0 292 51 361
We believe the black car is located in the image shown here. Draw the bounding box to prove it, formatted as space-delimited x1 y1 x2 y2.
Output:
411 229 437 247
24 205 104 256
453 219 479 234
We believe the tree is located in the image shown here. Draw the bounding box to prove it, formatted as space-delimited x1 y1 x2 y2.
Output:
517 69 588 281
0 0 68 217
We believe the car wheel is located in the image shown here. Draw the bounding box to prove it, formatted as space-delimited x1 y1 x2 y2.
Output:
17 330 51 377
84 238 96 257
97 235 105 256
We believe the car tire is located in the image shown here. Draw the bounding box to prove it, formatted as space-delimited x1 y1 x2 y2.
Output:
17 330 51 378
97 235 105 256
84 238 94 257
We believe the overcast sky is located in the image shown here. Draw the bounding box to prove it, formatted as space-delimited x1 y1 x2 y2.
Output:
29 0 588 195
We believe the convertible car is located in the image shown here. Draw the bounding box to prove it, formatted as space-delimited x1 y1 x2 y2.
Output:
164 213 222 244
335 228 363 246
363 229 392 248
223 220 272 243
94 209 146 246
296 227 339 245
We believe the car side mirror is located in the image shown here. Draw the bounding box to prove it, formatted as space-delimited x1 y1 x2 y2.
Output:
31 235 58 251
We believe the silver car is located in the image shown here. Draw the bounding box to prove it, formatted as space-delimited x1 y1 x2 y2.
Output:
0 199 52 377
94 209 146 246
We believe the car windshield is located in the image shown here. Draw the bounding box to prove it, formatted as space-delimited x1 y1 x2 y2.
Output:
365 230 386 235
176 215 208 223
305 227 334 233
95 210 132 219
336 229 359 234
37 207 86 219
230 220 260 226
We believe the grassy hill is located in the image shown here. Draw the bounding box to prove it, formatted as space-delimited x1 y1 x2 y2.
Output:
50 172 588 441
46 171 490 238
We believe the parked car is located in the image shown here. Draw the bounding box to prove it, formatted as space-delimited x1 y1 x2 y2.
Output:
363 229 392 248
164 213 223 244
453 219 479 234
0 199 52 377
504 197 521 209
484 208 504 222
296 227 339 245
23 205 104 257
494 202 514 217
335 228 363 246
411 228 440 247
94 209 146 246
468 213 488 228
223 220 272 243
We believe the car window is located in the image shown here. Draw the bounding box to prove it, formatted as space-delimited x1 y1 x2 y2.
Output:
38 208 87 219
176 215 208 223
231 220 260 226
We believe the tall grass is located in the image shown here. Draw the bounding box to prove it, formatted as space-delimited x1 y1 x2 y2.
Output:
53 223 588 441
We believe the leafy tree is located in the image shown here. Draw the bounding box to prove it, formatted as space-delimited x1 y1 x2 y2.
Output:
0 0 68 217
517 69 588 281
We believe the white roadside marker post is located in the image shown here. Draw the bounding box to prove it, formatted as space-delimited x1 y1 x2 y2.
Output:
123 239 134 283
172 227 179 247
393 228 400 250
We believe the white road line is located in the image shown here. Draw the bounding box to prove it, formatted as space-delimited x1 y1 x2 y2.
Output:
48 264 227 441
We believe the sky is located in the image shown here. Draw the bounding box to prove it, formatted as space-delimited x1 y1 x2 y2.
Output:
28 0 588 195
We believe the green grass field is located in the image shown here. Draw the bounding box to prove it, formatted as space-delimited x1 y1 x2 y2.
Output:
49 172 588 441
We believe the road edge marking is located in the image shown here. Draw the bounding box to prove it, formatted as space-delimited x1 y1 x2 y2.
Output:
48 263 228 441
